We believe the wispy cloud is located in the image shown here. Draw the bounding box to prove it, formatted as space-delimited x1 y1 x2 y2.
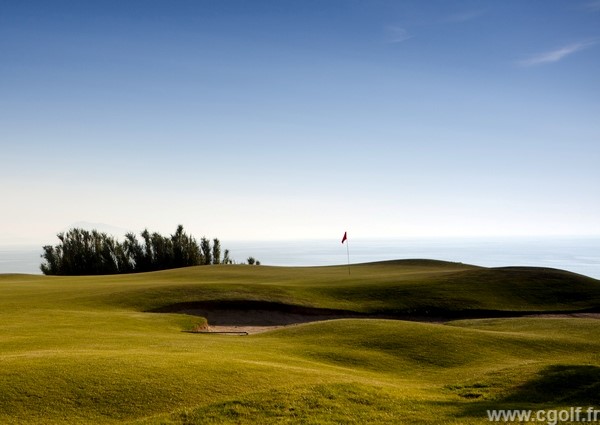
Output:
584 0 600 11
518 40 597 67
443 10 485 23
384 26 413 44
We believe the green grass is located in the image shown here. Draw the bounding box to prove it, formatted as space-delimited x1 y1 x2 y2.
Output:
1 260 600 424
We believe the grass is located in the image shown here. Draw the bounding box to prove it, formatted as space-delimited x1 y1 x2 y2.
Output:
1 260 600 423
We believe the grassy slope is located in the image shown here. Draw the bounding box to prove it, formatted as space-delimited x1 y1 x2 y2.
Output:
1 260 600 424
6 259 594 315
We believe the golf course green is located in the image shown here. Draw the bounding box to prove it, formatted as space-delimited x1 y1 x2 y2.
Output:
1 260 599 424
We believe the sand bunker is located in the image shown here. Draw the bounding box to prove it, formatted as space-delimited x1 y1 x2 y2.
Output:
150 301 600 335
529 313 600 320
153 300 368 334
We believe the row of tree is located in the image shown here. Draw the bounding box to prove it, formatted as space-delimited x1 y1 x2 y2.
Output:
40 225 234 275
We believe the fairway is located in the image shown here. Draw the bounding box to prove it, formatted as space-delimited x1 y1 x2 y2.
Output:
1 260 600 424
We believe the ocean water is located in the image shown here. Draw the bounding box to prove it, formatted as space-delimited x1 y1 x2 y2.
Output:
227 237 600 279
0 246 44 275
1 237 599 279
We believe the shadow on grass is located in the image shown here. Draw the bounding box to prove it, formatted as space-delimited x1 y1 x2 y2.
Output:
455 364 600 419
149 299 600 328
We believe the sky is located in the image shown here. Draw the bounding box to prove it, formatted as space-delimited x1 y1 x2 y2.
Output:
1 0 599 245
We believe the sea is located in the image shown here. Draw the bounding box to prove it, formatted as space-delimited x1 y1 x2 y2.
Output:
1 237 599 279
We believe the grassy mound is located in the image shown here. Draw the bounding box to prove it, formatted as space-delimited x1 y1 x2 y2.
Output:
1 260 600 423
12 259 591 317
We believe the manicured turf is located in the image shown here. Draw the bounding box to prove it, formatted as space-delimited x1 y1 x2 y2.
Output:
1 260 599 423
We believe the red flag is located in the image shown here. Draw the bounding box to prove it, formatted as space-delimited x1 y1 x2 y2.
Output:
341 231 347 244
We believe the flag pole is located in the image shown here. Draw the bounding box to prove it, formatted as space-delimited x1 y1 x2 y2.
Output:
342 231 350 275
346 237 351 275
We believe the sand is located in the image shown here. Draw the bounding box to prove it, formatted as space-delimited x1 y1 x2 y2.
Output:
161 301 600 335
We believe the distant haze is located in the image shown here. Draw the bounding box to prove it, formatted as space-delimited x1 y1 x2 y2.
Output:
2 237 600 280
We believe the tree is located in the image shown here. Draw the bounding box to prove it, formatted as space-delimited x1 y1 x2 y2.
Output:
171 225 201 268
212 238 221 265
40 245 60 275
40 228 122 275
141 229 153 271
123 232 144 271
200 237 212 265
40 225 236 275
223 249 232 265
172 224 186 267
150 232 173 270
247 256 256 265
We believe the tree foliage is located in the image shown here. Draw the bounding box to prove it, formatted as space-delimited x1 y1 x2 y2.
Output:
212 238 221 265
40 225 228 275
200 237 212 266
222 249 232 265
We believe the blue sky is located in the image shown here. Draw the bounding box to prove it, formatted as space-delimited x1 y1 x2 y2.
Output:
1 0 599 244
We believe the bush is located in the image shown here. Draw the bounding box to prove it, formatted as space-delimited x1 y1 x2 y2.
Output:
41 225 227 275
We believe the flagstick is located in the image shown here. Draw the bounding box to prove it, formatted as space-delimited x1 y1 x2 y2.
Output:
346 238 351 275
